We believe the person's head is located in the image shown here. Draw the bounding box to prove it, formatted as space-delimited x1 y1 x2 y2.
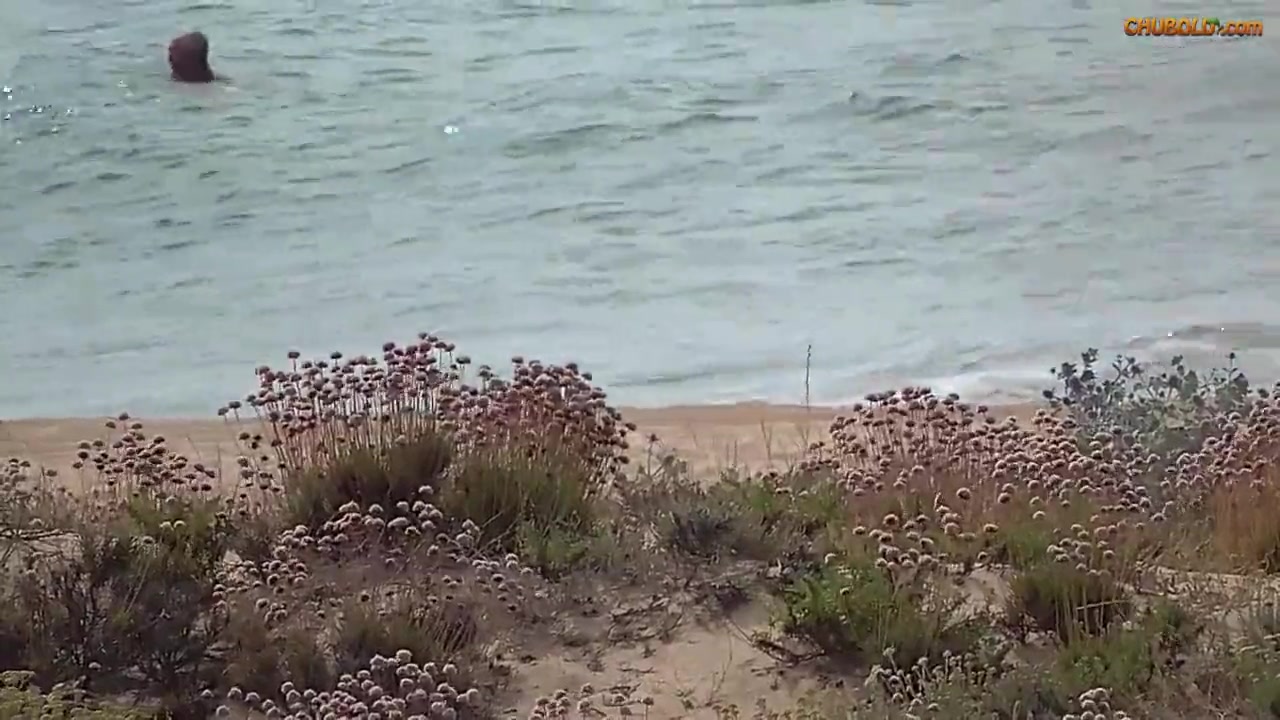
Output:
168 31 213 83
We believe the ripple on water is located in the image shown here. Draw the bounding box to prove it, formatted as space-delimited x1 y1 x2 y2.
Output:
521 44 583 57
40 180 77 195
272 26 318 38
851 92 946 122
157 238 202 253
363 67 425 84
657 111 756 132
502 122 628 158
2 0 1279 416
881 50 976 78
382 154 431 175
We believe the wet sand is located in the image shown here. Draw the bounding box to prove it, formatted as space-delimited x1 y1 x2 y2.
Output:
0 401 1041 485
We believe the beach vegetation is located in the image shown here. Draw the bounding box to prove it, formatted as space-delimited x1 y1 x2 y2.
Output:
2 339 1280 716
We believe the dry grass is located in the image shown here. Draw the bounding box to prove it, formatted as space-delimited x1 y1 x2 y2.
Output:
3 339 1280 718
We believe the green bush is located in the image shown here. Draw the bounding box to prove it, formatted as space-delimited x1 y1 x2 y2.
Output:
333 592 479 677
1005 562 1131 641
877 662 1075 720
1239 650 1280 719
775 558 984 666
1037 600 1198 707
441 446 598 554
1044 349 1251 464
516 524 596 579
221 606 331 700
646 470 846 563
1056 629 1155 697
1 495 230 711
1228 602 1280 718
984 521 1058 571
284 430 453 531
0 672 154 720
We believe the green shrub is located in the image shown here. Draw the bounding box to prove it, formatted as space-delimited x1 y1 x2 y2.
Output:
0 460 75 561
1044 348 1251 463
665 502 737 559
2 495 231 711
984 521 1058 571
1056 629 1155 697
333 592 479 676
977 667 1075 719
774 558 983 666
221 606 331 700
1005 562 1131 641
1145 598 1202 663
1228 602 1280 717
650 470 846 563
1052 601 1198 706
1240 650 1280 719
284 430 453 531
442 446 598 553
516 524 596 580
0 672 154 720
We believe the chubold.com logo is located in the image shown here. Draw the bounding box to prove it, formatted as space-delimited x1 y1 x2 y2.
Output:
1124 17 1263 36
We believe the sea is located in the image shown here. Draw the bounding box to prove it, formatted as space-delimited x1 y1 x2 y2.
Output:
1 0 1278 417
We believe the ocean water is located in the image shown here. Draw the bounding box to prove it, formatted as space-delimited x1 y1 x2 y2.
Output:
1 0 1278 417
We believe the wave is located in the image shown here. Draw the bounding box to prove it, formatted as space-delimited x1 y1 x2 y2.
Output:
846 91 942 122
907 323 1280 406
501 122 628 158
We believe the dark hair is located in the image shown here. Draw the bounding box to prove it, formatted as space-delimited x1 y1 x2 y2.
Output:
168 31 214 83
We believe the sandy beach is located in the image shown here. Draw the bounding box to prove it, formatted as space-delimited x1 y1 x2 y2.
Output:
0 400 1041 485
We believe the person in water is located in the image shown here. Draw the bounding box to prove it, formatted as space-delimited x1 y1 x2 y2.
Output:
168 31 215 83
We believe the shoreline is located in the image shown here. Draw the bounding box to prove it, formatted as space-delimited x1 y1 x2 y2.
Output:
0 399 1042 483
